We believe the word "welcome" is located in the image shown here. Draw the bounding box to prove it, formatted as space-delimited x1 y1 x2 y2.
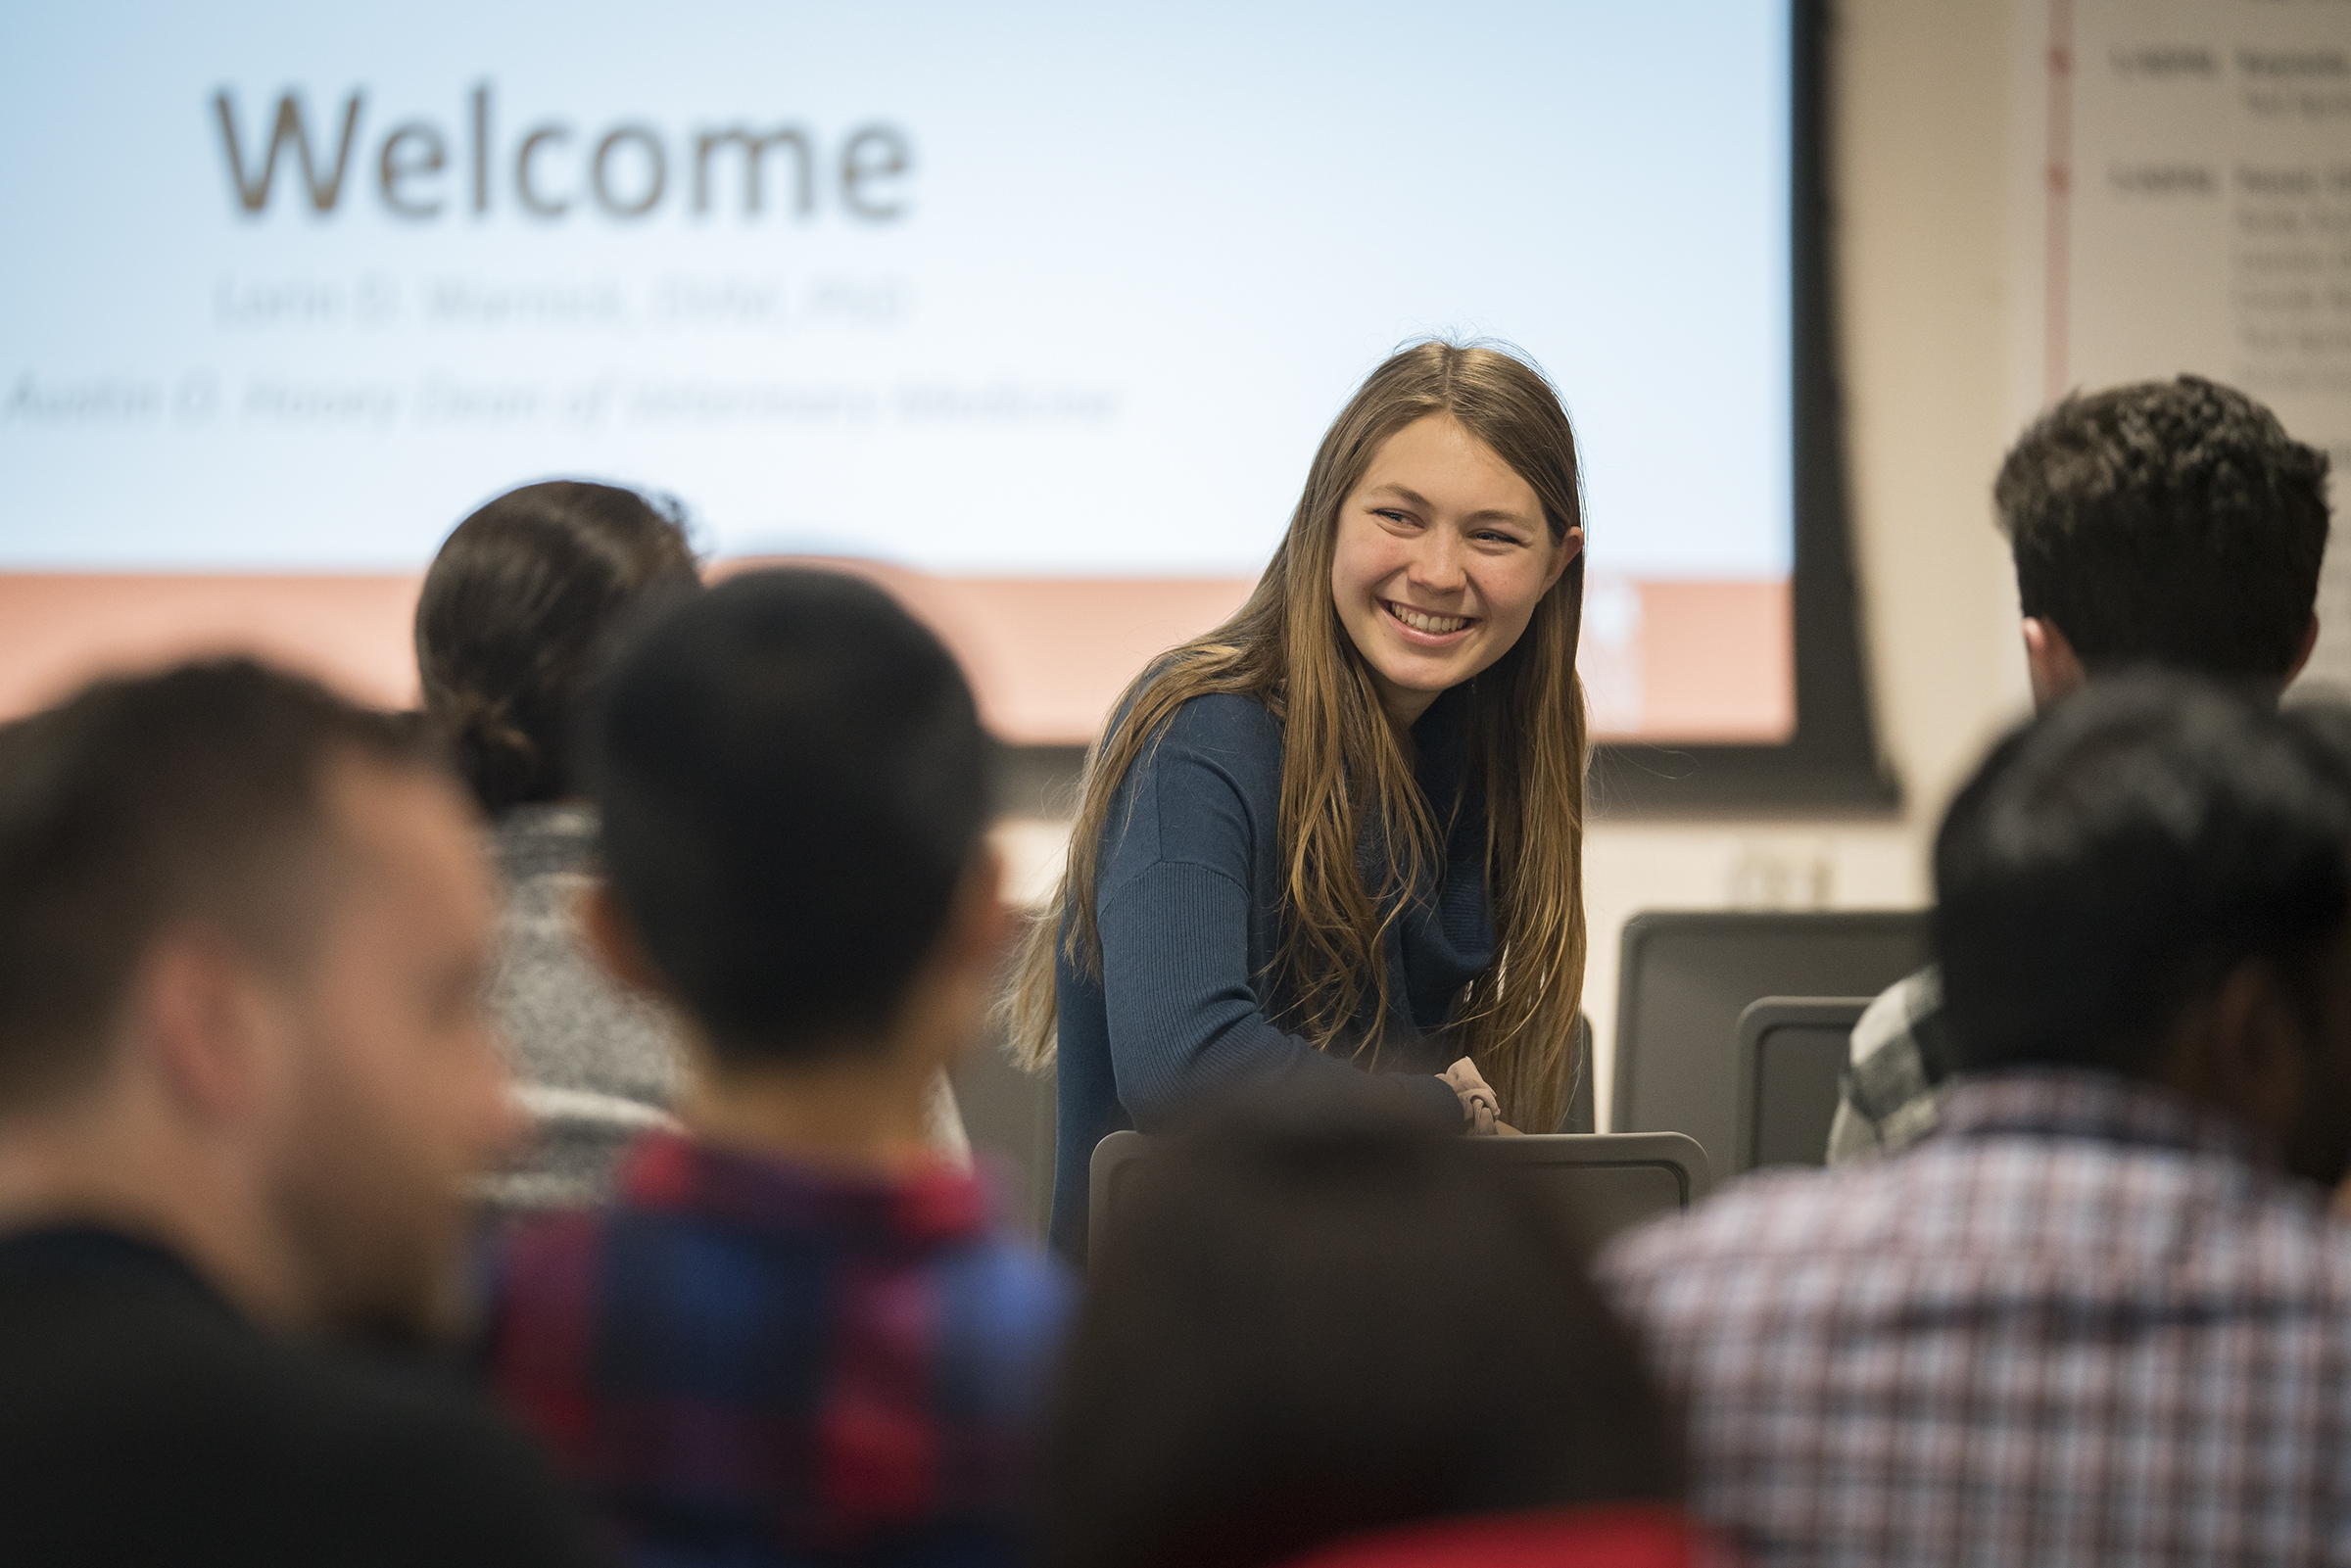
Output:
213 85 913 223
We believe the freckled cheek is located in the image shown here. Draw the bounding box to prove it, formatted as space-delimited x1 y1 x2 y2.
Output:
1335 530 1410 595
1457 568 1511 626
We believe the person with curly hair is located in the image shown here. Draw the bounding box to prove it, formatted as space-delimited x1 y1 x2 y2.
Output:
418 482 969 1211
1826 376 2332 1163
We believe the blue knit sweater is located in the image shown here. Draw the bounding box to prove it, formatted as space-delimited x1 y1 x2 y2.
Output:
1048 688 1496 1256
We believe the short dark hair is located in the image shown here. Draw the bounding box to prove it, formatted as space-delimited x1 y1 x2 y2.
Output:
0 659 437 1106
585 569 991 1064
416 480 698 817
1935 675 2351 1075
1036 1109 1683 1568
1994 376 2330 681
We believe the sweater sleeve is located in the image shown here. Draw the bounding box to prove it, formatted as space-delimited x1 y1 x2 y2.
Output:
1094 736 1463 1131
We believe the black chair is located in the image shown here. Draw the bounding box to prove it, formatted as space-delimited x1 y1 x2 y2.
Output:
1734 996 1873 1173
960 1011 1599 1240
1086 1128 1708 1266
1611 911 1928 1178
951 1021 1058 1242
1561 1011 1598 1134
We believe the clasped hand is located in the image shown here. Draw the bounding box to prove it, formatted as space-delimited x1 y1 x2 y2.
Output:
1441 1057 1520 1136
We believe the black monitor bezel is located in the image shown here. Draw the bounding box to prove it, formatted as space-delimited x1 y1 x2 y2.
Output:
1588 0 1897 816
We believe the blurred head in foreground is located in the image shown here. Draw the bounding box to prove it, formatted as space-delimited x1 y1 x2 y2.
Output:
1937 675 2351 1182
1997 375 2329 707
417 479 698 817
0 659 519 1341
1038 1108 1684 1568
578 568 1001 1142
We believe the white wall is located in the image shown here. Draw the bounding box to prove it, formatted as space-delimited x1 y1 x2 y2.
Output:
993 0 2037 1128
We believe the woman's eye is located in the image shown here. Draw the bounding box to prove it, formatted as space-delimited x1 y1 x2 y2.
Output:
1374 509 1415 527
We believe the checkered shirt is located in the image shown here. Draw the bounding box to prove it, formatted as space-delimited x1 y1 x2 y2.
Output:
484 1131 1075 1568
1603 1069 2351 1568
1822 966 1949 1165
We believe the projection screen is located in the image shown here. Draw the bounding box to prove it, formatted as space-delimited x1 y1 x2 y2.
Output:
0 1 1799 748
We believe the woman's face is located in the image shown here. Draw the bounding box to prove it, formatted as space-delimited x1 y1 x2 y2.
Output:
1329 413 1581 727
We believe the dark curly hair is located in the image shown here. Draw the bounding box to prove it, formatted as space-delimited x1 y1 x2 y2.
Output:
1994 375 2330 681
416 481 698 817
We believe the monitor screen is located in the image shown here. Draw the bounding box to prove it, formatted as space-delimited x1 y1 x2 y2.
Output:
0 1 1794 743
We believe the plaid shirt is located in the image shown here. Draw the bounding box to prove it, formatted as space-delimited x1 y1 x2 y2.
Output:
485 1132 1075 1568
1822 966 1949 1165
1604 1069 2351 1568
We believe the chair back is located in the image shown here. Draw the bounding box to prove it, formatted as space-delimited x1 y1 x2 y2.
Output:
1734 996 1872 1173
952 1022 1057 1241
957 1010 1602 1239
1611 910 1927 1174
1087 1128 1708 1266
1561 1012 1597 1134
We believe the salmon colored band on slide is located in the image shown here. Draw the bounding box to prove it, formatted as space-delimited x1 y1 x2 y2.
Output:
0 569 1791 747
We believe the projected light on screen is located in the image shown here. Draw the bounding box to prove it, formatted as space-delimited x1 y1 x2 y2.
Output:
0 1 1792 744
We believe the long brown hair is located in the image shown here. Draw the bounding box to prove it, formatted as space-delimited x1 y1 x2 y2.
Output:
1007 341 1589 1127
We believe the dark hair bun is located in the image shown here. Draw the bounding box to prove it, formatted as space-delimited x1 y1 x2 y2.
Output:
431 684 542 815
416 481 698 816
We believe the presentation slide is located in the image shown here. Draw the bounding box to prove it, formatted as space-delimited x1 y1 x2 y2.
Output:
0 1 1793 743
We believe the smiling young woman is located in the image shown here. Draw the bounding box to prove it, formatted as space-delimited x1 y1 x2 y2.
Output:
1008 341 1592 1257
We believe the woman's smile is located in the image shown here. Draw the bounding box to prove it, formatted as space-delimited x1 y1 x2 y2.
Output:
1381 599 1477 641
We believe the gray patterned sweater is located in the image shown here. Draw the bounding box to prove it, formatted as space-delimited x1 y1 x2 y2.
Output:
481 804 684 1212
478 804 970 1214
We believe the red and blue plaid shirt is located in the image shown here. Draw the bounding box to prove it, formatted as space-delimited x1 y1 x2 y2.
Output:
484 1132 1075 1568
